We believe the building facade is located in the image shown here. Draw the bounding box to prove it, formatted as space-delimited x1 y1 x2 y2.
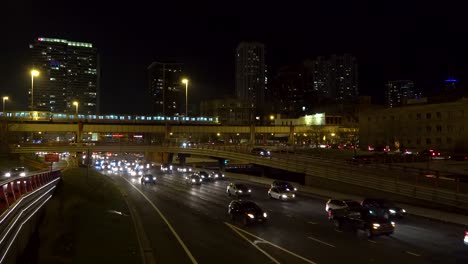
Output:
360 98 468 152
148 62 184 116
270 64 310 118
200 98 254 125
29 37 99 114
386 80 417 108
329 54 358 102
235 42 266 115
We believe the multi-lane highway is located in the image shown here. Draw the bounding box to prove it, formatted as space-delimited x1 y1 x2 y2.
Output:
103 166 467 264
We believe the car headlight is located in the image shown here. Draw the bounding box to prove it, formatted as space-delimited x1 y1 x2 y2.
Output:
153 177 156 180
248 189 251 193
20 172 26 177
282 194 287 198
286 188 290 191
169 165 173 170
292 194 295 198
201 176 205 178
145 177 149 180
192 179 196 182
294 188 297 191
402 209 406 213
391 221 396 227
238 190 243 193
372 223 380 229
247 213 255 219
263 212 267 218
5 172 11 177
389 209 396 214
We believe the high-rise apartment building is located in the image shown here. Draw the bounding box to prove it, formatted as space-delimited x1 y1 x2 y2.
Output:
148 62 184 116
329 54 358 102
29 37 99 114
235 42 266 115
386 80 416 108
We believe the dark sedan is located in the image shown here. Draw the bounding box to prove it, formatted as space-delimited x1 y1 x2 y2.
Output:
361 198 406 218
228 200 268 225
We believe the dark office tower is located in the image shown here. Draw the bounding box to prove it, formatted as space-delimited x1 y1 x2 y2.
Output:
271 64 308 117
304 57 331 102
329 54 358 102
29 37 99 114
386 80 416 108
148 62 184 116
235 42 266 113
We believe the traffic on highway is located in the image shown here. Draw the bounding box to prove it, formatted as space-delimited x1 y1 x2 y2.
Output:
91 153 467 264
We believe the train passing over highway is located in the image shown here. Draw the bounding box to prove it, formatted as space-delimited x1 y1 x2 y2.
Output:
0 111 219 125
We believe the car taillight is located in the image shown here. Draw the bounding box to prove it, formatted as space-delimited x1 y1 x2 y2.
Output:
465 231 468 236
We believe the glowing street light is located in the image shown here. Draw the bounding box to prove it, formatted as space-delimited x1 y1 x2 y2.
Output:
2 96 9 113
182 78 189 116
73 101 79 114
30 70 40 111
269 115 275 120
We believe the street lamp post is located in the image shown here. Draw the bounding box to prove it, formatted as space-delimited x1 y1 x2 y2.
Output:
73 101 79 115
182 78 189 116
2 96 9 114
30 70 39 111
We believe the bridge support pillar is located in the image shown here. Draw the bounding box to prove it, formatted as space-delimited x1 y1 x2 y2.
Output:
164 122 171 143
249 124 255 145
77 122 83 143
288 125 295 144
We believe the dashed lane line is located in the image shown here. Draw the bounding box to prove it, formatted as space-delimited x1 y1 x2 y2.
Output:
307 236 336 248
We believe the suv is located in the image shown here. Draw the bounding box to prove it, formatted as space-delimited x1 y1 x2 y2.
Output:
361 198 406 219
331 208 395 238
141 174 156 185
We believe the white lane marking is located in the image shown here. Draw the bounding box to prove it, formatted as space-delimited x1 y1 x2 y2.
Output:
122 177 198 264
225 224 280 264
367 239 377 244
307 221 317 224
334 229 343 233
406 251 421 257
225 222 317 264
307 236 336 248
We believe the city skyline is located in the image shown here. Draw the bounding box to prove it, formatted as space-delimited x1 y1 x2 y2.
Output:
1 1 467 114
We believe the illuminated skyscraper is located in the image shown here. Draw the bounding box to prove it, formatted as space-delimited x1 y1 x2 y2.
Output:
29 37 99 114
386 80 416 107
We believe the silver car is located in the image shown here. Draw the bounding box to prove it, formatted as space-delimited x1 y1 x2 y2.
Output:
268 187 295 200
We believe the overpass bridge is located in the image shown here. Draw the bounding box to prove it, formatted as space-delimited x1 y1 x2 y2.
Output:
0 110 355 145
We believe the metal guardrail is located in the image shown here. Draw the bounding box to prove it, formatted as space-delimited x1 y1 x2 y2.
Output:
0 170 61 263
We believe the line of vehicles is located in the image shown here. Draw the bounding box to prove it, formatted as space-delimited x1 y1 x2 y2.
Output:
94 155 467 245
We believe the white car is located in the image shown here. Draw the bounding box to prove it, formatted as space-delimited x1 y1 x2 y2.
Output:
325 199 362 212
226 183 251 197
268 187 295 200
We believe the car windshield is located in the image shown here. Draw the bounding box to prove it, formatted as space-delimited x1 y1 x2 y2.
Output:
277 187 289 193
235 184 247 189
199 171 208 176
241 202 261 212
345 201 361 208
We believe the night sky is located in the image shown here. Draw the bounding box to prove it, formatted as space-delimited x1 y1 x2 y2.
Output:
1 1 466 114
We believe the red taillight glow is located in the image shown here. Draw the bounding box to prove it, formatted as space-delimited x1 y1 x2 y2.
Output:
465 231 468 236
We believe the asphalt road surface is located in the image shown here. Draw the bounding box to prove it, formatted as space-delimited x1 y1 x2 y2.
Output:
102 167 467 264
